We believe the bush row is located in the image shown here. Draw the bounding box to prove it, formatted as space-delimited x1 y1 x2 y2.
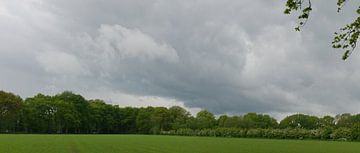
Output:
161 127 360 141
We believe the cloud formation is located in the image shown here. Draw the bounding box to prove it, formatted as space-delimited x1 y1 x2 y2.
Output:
36 50 87 76
0 0 360 118
83 25 179 63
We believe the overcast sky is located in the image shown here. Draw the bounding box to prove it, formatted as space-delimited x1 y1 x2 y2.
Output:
0 0 359 119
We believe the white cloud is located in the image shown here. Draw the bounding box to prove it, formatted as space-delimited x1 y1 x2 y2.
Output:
83 90 201 116
36 50 88 76
84 24 179 64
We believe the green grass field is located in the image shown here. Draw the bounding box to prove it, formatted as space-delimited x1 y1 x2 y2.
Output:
1 135 359 153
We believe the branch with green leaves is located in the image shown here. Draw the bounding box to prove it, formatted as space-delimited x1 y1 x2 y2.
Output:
284 0 359 60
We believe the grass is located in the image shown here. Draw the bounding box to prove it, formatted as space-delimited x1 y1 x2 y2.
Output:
0 134 360 153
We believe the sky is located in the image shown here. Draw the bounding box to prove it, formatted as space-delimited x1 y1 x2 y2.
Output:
0 0 359 119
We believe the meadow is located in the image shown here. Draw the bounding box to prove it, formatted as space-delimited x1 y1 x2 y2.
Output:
1 135 360 153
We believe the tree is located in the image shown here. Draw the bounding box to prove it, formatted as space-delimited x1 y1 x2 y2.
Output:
195 110 216 129
168 106 191 130
24 94 58 133
54 91 90 133
335 113 353 127
280 114 320 129
284 0 359 60
150 107 171 133
0 91 22 133
187 116 198 130
319 115 335 128
118 107 138 133
54 99 77 134
351 114 360 124
5 89 360 141
222 115 244 128
89 99 116 133
351 123 360 140
136 107 154 133
217 115 229 127
243 113 278 129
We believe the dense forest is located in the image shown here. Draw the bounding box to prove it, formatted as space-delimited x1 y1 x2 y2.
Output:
1 90 360 141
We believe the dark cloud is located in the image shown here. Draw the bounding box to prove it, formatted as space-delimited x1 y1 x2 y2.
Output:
0 0 360 117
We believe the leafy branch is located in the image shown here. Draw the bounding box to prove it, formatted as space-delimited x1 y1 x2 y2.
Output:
284 0 360 60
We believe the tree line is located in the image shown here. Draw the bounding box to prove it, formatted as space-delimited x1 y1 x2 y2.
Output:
1 90 360 141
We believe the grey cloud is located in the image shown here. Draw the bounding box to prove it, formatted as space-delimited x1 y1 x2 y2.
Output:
0 0 360 117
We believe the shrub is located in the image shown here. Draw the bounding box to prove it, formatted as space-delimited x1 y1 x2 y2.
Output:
331 128 351 141
351 123 360 141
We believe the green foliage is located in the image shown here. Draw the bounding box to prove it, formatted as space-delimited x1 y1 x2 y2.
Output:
150 107 171 133
218 115 243 128
136 107 154 134
54 91 90 133
350 123 360 140
319 115 335 128
168 106 191 130
284 0 312 31
243 113 278 129
331 127 352 140
280 114 320 129
118 107 138 133
89 99 117 133
333 14 360 60
195 110 216 129
320 126 334 139
284 0 359 60
162 127 344 141
335 113 355 128
2 90 360 142
0 91 22 132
